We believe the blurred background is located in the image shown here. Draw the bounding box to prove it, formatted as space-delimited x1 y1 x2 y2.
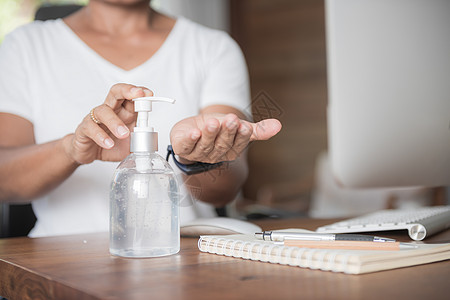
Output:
0 0 447 237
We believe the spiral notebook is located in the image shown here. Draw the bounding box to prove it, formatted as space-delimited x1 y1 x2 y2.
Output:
197 229 450 274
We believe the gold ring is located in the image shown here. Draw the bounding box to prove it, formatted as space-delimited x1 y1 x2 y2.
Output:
90 108 101 124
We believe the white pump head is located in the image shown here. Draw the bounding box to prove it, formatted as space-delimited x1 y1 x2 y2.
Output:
130 96 175 153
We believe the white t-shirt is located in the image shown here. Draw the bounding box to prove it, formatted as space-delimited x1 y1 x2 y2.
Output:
0 17 250 237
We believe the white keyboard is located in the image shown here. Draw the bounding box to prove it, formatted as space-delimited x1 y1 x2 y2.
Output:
316 206 450 241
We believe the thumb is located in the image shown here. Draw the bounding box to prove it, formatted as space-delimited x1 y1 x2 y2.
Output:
249 118 282 141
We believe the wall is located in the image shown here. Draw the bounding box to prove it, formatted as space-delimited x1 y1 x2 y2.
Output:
230 0 328 212
153 0 230 31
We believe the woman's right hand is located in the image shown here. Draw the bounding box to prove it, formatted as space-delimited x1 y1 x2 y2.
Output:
63 83 153 165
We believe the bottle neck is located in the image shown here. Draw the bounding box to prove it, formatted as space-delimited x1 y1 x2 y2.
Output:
133 150 156 155
130 131 158 153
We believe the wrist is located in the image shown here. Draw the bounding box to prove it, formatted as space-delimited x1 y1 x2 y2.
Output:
61 134 81 167
177 156 196 165
166 145 223 175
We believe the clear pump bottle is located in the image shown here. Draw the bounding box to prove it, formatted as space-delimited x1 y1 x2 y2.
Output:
109 96 180 258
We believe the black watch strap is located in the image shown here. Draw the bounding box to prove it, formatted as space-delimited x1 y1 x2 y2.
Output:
166 145 224 175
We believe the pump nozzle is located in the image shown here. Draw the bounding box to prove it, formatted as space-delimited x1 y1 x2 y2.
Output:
133 96 176 113
130 96 175 153
133 97 176 132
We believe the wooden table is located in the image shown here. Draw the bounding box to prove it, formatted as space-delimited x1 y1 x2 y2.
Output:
1 218 449 300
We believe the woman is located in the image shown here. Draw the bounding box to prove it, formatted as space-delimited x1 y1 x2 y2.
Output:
0 0 281 237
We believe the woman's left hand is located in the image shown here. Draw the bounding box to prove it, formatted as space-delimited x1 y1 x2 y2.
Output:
170 113 282 164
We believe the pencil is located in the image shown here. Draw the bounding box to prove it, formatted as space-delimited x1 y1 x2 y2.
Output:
281 240 417 251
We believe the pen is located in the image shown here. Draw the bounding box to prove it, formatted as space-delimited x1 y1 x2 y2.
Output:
255 231 396 242
279 240 418 251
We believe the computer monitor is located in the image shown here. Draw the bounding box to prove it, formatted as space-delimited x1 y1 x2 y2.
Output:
325 0 450 188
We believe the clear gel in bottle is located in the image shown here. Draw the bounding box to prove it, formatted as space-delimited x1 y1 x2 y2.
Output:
110 97 179 258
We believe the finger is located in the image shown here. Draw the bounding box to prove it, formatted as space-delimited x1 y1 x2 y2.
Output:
190 117 220 162
208 114 239 161
79 115 115 149
92 104 130 139
249 118 282 141
117 100 136 124
171 127 201 157
104 83 154 110
226 121 252 160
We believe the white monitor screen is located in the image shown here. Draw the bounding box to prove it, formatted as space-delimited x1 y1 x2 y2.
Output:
326 0 450 188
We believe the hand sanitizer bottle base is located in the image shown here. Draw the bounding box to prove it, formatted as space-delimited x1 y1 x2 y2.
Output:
110 153 180 258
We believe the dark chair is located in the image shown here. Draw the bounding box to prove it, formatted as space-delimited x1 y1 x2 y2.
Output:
35 4 83 21
0 204 36 238
0 4 83 239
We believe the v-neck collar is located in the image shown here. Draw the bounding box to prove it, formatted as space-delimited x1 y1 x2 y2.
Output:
57 17 182 75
